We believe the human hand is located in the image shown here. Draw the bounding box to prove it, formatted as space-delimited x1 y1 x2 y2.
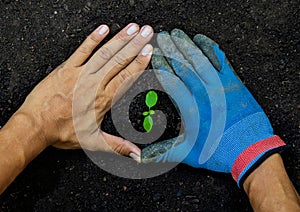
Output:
15 23 154 158
142 29 287 187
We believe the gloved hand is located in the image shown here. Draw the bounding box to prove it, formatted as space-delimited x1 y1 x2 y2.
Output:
141 29 288 187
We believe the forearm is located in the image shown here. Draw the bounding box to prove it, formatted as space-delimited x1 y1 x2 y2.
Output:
0 111 48 194
243 154 300 212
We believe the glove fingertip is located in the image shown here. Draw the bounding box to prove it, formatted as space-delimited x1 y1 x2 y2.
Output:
159 30 169 34
170 28 184 37
193 34 222 71
171 28 195 46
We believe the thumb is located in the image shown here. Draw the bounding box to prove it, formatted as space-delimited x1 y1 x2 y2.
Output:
156 139 191 163
141 134 186 163
101 131 141 162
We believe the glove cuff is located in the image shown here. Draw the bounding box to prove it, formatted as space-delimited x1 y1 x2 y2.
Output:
231 135 288 188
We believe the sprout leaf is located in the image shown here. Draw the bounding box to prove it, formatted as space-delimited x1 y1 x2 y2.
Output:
145 91 158 108
149 110 155 115
143 115 153 132
143 111 149 116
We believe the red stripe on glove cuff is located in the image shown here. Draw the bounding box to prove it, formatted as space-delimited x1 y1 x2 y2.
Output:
231 135 286 182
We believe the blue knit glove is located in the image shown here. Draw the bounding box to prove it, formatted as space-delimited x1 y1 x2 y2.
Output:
141 29 287 187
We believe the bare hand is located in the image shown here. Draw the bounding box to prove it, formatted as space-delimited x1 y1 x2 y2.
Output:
16 23 153 159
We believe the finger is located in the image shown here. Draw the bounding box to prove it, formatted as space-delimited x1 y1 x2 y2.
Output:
193 34 242 80
101 131 141 162
151 50 192 105
170 29 217 84
100 25 154 86
85 23 140 72
156 32 205 94
67 25 110 67
105 44 153 98
193 34 222 71
156 31 194 73
151 48 175 74
141 134 185 163
156 140 191 164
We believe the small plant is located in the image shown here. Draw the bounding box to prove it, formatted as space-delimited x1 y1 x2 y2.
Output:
142 90 158 132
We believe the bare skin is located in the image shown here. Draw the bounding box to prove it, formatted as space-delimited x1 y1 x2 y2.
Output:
0 23 154 194
244 154 300 211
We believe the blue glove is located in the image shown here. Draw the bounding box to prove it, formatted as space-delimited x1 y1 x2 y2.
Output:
141 29 288 187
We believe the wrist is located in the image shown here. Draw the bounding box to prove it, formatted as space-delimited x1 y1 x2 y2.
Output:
1 111 50 166
0 111 50 193
231 134 287 187
243 154 300 211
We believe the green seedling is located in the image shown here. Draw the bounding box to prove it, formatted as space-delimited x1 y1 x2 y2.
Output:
143 91 158 132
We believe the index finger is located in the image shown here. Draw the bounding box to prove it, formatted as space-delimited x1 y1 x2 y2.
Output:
66 24 110 67
156 32 204 94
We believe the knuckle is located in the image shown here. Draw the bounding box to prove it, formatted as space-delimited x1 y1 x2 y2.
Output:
116 32 128 43
90 33 100 43
134 56 145 65
118 68 131 81
98 46 113 60
131 38 144 48
113 53 129 67
78 45 89 54
113 144 122 154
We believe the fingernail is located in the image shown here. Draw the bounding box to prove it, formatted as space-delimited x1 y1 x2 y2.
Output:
141 26 152 38
98 25 109 35
129 152 141 163
127 24 138 35
141 44 153 56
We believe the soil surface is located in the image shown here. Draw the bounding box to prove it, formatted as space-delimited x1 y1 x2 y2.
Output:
0 0 299 211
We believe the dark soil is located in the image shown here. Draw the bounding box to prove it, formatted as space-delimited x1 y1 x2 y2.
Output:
101 70 182 149
0 0 299 211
